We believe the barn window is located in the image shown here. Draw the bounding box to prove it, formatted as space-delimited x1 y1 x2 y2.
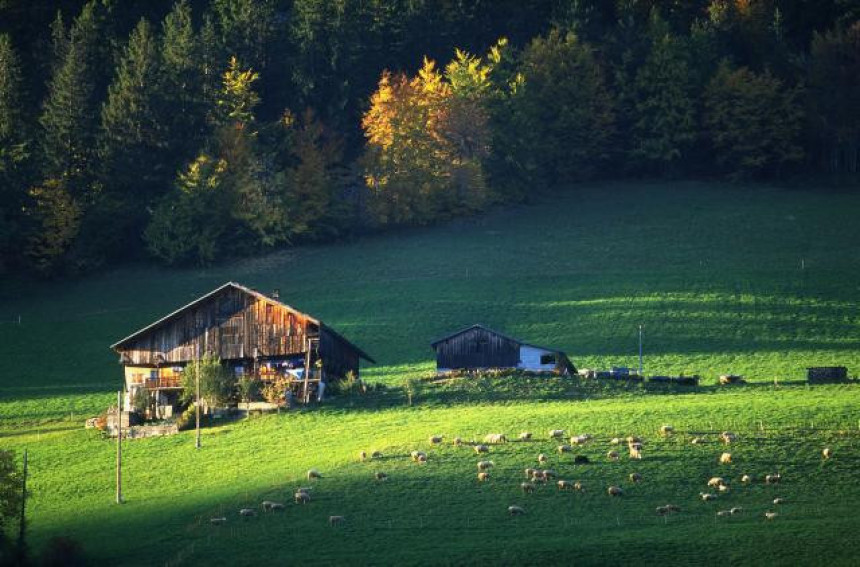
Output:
540 354 556 365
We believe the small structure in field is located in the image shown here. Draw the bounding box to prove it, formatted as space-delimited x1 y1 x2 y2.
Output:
430 324 575 375
111 282 374 416
807 367 849 384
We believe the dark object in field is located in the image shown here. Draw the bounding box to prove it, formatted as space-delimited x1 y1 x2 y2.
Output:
596 369 643 381
648 375 699 386
573 455 590 464
719 374 745 385
807 367 849 384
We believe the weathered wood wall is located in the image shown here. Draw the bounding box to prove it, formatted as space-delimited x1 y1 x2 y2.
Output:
434 327 520 370
116 286 315 365
319 327 361 379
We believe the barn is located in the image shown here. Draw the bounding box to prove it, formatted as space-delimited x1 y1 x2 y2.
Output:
430 324 575 375
111 282 374 413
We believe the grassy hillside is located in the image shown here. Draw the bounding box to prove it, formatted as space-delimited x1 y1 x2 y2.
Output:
1 181 859 565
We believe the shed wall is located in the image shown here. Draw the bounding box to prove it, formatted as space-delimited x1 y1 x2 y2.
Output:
435 327 520 370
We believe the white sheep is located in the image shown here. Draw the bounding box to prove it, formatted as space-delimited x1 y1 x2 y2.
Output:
524 467 536 479
262 500 285 512
542 469 557 479
452 437 463 446
521 482 536 493
720 431 736 444
610 437 621 445
765 473 781 484
626 436 642 444
294 491 311 504
717 510 732 517
730 507 743 515
628 443 643 460
239 508 256 517
607 450 620 461
570 434 591 445
717 484 730 493
720 452 732 464
629 472 642 483
822 448 832 459
477 460 494 471
707 477 726 488
518 432 533 441
665 504 681 513
531 470 547 483
656 506 670 516
557 480 574 491
659 425 674 435
764 511 778 520
477 472 490 482
607 485 623 496
416 454 427 464
537 453 548 463
557 444 572 454
429 435 443 444
700 492 717 501
574 482 585 492
773 497 786 505
307 468 322 480
508 505 526 516
549 429 566 439
371 450 383 459
484 433 508 444
410 450 427 462
374 471 388 481
474 444 489 454
691 437 705 445
329 515 345 526
741 474 752 483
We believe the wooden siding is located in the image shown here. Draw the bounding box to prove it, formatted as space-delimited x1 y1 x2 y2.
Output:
116 286 316 365
434 326 520 370
319 326 361 379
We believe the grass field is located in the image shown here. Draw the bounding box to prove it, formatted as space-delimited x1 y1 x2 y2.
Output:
1 180 859 565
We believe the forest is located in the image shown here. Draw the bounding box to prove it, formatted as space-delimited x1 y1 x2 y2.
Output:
0 0 857 273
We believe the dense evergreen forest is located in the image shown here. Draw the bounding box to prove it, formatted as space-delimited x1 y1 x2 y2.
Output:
0 0 858 274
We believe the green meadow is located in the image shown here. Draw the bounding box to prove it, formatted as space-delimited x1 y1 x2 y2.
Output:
1 181 859 565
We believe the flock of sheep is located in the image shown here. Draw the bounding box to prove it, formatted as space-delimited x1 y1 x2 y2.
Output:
209 425 834 528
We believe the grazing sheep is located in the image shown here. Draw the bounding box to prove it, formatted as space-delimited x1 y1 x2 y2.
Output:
294 491 311 504
717 484 730 493
484 433 508 444
549 429 566 439
477 472 490 482
417 454 427 464
730 507 743 515
717 510 732 517
707 477 727 488
371 450 383 459
474 445 489 454
720 452 732 464
531 470 547 483
524 467 536 479
557 480 574 491
570 434 591 445
307 468 322 480
765 474 781 484
411 451 427 462
375 471 388 481
508 505 526 516
629 473 642 483
607 486 623 497
210 517 227 525
700 492 717 502
239 508 256 517
720 431 737 444
518 432 533 441
329 515 345 526
773 497 786 505
607 450 620 461
429 435 443 444
574 455 591 464
823 448 832 459
628 443 643 460
610 437 621 445
626 436 642 444
557 444 572 454
269 502 285 512
659 425 674 435
574 482 585 492
665 504 681 513
656 506 670 516
537 453 548 464
691 437 705 445
452 437 463 446
359 451 367 461
477 460 494 471
741 474 752 483
764 511 778 520
521 482 536 494
262 501 285 512
542 469 557 479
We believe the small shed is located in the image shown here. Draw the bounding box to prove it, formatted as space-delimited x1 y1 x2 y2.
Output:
430 324 575 375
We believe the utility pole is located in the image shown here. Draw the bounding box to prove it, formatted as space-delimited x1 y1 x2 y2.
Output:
116 390 122 504
18 449 27 553
638 325 643 377
195 347 201 450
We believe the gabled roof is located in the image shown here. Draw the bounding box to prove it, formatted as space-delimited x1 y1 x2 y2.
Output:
111 281 374 362
430 324 568 355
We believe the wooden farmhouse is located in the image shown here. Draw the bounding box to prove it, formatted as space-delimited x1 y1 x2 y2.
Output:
431 324 575 375
111 282 374 415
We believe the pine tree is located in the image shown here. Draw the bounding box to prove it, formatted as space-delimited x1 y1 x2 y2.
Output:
213 0 274 71
25 178 81 274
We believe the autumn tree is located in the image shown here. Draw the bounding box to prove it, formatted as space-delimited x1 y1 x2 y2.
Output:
704 61 804 179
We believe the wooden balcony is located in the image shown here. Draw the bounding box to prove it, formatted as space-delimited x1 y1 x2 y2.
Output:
143 377 183 389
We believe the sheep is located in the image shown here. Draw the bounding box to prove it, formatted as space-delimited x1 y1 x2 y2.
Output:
822 448 832 459
371 450 383 459
659 425 674 435
626 436 642 445
508 505 526 516
764 511 778 520
549 429 566 439
268 502 285 512
574 455 591 464
628 443 643 460
524 467 536 479
730 507 743 515
719 452 732 464
521 482 536 494
720 431 737 444
664 504 681 513
359 451 367 461
570 434 591 445
765 474 781 484
416 454 427 464
429 435 443 445
477 472 490 482
411 450 427 462
773 497 786 505
574 482 585 492
607 450 620 461
629 472 642 483
717 510 732 517
607 485 623 497
531 470 547 483
239 508 257 517
691 437 705 445
484 433 508 444
610 437 621 445
294 491 311 504
477 460 494 471
656 506 670 516
537 453 548 464
210 517 227 525
474 444 489 454
262 500 285 512
707 476 727 488
741 474 752 483
374 471 388 481
452 437 463 446
542 469 557 479
518 432 533 441
307 468 322 480
557 444 573 454
557 480 575 491
329 515 345 526
700 492 717 502
717 484 730 493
